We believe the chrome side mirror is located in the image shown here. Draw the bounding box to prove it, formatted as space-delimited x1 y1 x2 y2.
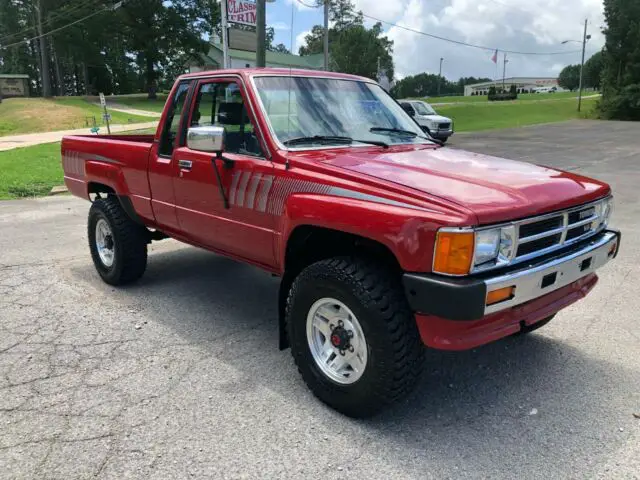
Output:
187 126 225 153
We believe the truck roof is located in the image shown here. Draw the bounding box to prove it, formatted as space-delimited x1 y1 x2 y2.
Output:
178 68 374 84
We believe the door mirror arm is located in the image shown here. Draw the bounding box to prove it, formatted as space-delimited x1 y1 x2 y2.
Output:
211 153 230 209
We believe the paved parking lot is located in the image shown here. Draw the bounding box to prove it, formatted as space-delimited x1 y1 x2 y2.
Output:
1 120 639 479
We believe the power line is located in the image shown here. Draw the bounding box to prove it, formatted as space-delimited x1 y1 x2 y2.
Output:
0 1 123 49
0 0 104 43
361 12 582 56
293 0 581 56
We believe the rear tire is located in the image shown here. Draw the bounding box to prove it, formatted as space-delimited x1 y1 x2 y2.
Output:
88 197 148 285
286 257 424 418
517 314 556 335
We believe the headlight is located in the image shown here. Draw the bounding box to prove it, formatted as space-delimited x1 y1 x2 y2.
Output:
433 225 517 275
475 229 500 265
601 197 613 226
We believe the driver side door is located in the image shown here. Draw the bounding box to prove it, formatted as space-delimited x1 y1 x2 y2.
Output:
172 77 277 269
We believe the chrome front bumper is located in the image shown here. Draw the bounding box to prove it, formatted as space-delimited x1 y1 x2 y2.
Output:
484 230 620 315
403 230 620 321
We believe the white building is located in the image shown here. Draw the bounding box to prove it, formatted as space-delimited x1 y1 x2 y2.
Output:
464 77 559 96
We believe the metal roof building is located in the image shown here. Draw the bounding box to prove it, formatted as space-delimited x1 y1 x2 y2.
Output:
464 77 559 96
190 43 325 73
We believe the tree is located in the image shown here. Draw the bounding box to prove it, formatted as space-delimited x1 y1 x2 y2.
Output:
299 0 393 81
265 26 290 54
584 51 604 90
118 0 215 98
390 73 492 98
599 0 640 119
558 64 581 91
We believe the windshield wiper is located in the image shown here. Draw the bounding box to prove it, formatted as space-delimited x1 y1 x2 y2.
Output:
283 135 388 148
370 127 420 136
369 127 443 146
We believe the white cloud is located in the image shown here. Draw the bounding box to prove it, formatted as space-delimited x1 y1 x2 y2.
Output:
295 30 311 53
270 21 291 31
286 0 315 11
377 0 604 80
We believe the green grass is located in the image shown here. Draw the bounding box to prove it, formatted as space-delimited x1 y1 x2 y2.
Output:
108 93 168 113
424 91 593 104
0 142 63 199
437 96 598 132
0 97 156 137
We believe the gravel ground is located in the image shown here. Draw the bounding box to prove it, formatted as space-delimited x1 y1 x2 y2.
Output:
1 119 638 479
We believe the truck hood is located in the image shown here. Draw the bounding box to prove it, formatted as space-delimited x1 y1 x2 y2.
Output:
417 114 451 123
320 146 610 224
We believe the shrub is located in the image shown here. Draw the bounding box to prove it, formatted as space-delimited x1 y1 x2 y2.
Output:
599 84 640 120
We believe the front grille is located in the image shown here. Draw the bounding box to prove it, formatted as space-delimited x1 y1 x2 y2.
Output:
519 216 562 238
516 233 561 256
566 223 592 241
439 122 451 130
568 206 595 224
514 203 601 261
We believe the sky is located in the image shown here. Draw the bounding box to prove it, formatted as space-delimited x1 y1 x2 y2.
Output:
264 0 606 81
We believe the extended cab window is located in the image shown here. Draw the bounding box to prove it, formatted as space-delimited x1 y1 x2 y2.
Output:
190 81 262 157
159 81 191 157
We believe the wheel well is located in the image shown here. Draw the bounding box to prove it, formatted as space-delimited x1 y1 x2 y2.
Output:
277 225 402 350
285 225 401 277
88 182 116 198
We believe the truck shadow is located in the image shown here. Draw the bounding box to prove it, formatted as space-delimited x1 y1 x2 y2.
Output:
71 245 635 477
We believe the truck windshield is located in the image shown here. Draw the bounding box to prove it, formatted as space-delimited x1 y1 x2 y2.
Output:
413 102 436 115
253 76 432 148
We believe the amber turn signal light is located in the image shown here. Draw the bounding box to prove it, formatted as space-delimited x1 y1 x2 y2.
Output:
486 286 515 306
433 231 475 275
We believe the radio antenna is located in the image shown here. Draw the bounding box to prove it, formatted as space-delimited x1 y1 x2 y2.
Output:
285 0 296 170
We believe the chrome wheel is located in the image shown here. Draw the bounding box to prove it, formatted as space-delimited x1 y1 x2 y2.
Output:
306 298 368 385
95 218 115 267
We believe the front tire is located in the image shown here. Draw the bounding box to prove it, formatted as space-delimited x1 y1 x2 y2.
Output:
286 257 424 418
88 197 148 285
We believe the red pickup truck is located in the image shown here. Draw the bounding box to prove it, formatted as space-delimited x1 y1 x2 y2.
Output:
62 68 620 417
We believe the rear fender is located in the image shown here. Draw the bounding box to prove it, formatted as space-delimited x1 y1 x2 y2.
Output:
85 161 130 196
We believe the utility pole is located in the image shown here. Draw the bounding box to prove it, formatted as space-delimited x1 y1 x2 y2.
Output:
502 52 507 91
220 0 229 68
256 0 266 68
438 57 443 96
35 0 51 97
577 18 588 112
323 0 329 70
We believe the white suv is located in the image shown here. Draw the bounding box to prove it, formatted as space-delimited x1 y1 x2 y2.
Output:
398 99 454 143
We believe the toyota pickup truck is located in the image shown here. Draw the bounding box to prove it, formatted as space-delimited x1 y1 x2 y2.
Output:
62 68 620 418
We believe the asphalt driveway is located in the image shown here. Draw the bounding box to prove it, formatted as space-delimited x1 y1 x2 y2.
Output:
1 120 638 479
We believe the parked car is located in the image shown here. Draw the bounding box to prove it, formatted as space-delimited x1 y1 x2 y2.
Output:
398 99 454 142
533 86 558 93
62 68 620 418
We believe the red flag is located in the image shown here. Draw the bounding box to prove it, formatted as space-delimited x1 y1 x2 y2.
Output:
491 49 498 64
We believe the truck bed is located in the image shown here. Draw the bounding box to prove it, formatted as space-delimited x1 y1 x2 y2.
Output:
62 134 157 224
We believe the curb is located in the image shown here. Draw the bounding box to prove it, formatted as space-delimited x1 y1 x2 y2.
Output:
49 185 68 196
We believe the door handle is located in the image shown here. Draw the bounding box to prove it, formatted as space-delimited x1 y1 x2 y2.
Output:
178 160 192 171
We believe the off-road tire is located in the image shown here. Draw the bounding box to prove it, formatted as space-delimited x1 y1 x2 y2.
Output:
88 196 147 285
286 257 425 418
516 314 556 335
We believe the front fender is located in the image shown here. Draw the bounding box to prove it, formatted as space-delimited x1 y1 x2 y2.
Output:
278 193 467 272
